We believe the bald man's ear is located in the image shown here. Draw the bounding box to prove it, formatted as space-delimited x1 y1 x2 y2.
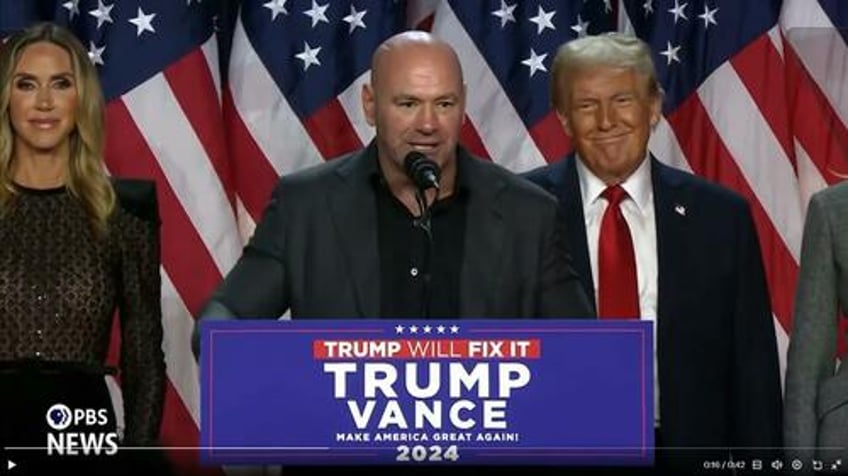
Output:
461 83 468 124
362 83 376 127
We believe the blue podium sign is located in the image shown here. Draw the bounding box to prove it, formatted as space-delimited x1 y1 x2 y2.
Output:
199 319 653 466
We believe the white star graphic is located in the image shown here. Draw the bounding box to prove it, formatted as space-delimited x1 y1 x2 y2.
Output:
423 325 432 334
668 0 688 24
660 41 681 65
88 0 114 29
88 41 105 66
521 48 548 77
342 5 367 33
395 325 404 334
295 42 321 71
571 14 590 38
449 325 460 334
62 0 80 20
528 5 556 35
698 5 718 29
303 0 330 28
263 0 288 21
436 325 446 334
643 0 654 16
409 325 419 334
491 0 516 28
128 7 157 37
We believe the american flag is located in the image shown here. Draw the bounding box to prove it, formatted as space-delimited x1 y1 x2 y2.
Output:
2 0 847 475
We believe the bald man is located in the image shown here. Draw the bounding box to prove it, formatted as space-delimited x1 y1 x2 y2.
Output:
194 31 592 341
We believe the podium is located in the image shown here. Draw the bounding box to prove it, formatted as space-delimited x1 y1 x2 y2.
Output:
199 319 653 467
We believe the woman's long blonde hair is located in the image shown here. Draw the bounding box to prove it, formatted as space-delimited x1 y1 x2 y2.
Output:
0 22 115 235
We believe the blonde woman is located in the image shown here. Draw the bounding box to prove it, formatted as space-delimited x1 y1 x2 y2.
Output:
0 22 165 475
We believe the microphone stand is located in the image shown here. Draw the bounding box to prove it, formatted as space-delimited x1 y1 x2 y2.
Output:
412 187 434 319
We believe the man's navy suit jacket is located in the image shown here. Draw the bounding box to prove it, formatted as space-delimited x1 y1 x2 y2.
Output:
523 155 783 462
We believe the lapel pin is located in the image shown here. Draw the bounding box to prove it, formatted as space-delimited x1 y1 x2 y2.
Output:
674 204 686 216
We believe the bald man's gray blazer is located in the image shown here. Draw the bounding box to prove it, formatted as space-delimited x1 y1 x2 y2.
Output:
191 143 594 357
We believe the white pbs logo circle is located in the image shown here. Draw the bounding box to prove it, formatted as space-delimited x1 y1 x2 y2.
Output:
45 403 72 431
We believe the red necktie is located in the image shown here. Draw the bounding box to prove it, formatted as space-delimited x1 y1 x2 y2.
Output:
597 185 640 319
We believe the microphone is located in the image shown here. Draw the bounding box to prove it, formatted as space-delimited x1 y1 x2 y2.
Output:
403 151 440 191
403 151 437 319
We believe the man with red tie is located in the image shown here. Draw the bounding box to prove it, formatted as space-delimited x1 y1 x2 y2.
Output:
523 32 782 473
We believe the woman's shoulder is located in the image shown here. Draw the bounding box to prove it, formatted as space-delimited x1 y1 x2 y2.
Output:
111 177 159 224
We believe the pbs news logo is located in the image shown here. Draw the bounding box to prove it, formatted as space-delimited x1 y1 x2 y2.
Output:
45 403 119 456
